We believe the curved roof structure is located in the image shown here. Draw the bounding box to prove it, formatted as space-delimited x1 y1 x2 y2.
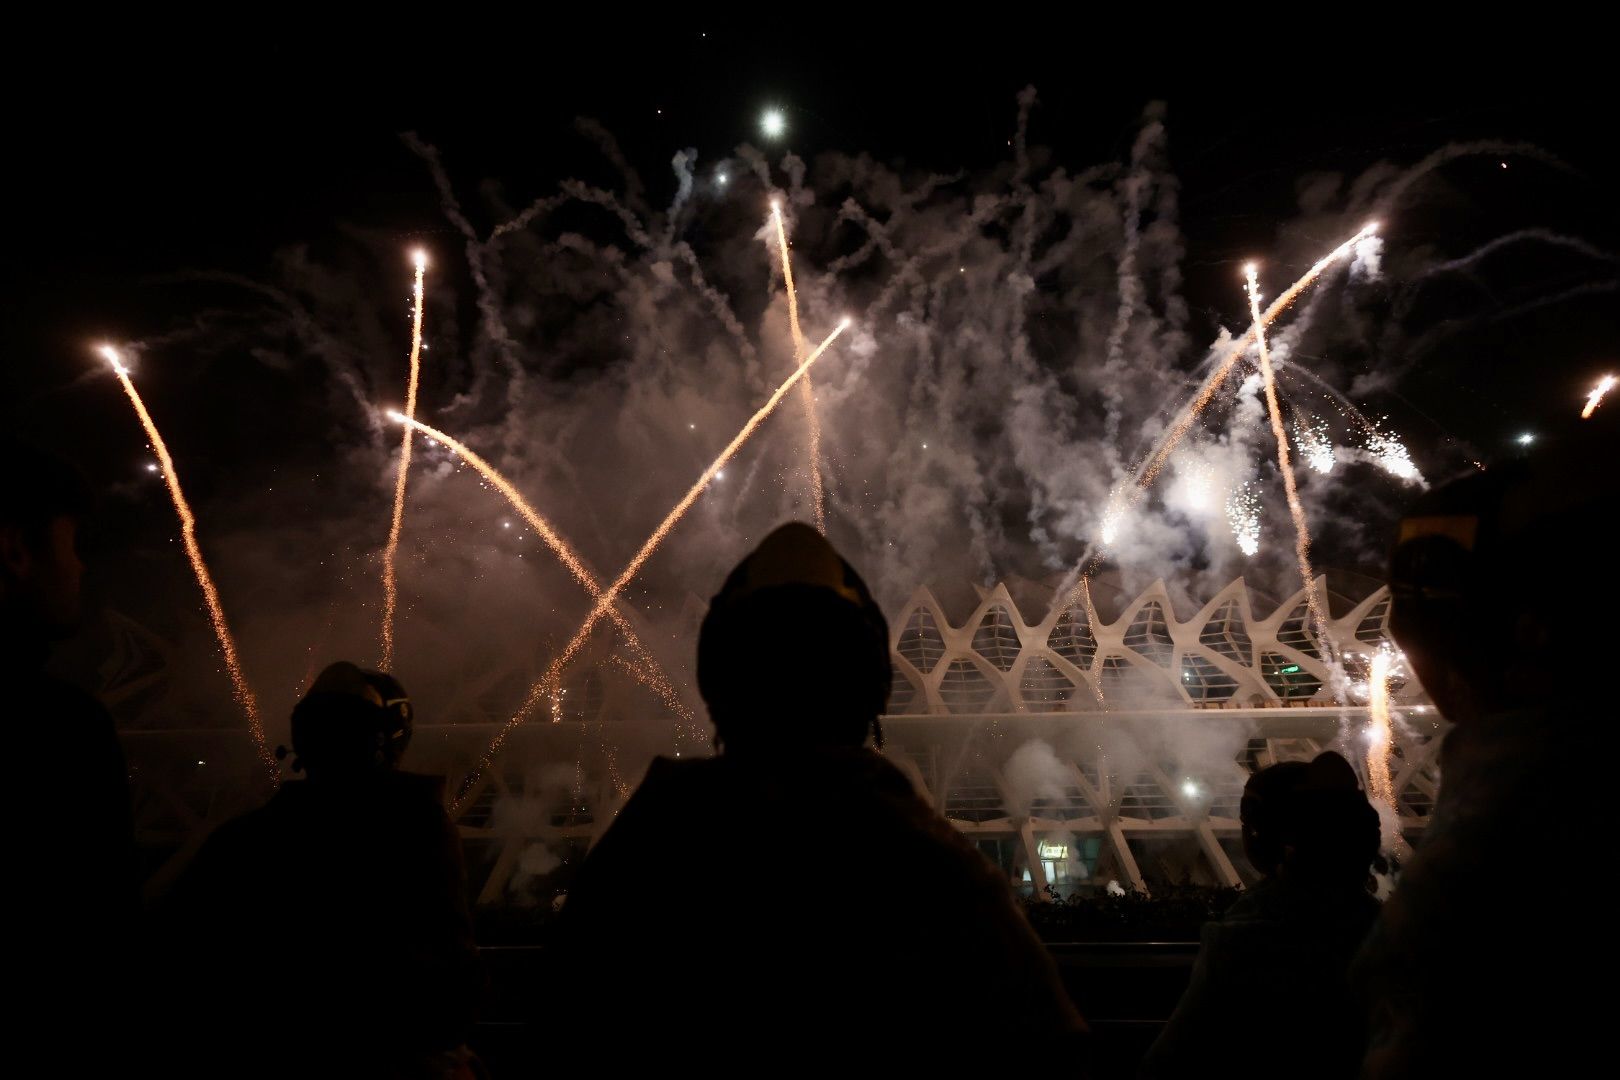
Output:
890 577 1410 715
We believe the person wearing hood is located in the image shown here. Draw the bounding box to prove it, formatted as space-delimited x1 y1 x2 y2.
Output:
543 522 1084 1062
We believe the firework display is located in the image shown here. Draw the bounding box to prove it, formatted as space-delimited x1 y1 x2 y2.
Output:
379 250 428 671
100 346 277 782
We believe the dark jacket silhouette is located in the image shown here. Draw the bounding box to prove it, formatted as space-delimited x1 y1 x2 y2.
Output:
5 634 137 1038
1363 423 1620 1077
543 523 1083 1060
166 664 479 1075
1143 753 1380 1079
1 439 135 1069
1142 876 1378 1079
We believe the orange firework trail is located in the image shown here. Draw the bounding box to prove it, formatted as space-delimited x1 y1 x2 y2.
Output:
1245 263 1332 653
384 412 692 723
772 201 825 531
1582 374 1616 419
1061 222 1378 606
1366 647 1397 812
100 346 277 782
453 319 850 809
380 250 428 670
1134 222 1380 495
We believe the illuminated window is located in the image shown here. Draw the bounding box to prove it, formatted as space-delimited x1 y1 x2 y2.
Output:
1047 609 1097 669
1276 602 1321 659
1261 651 1322 699
1180 653 1238 702
1124 600 1175 667
971 605 1022 671
1356 595 1392 646
1199 600 1253 666
897 607 945 674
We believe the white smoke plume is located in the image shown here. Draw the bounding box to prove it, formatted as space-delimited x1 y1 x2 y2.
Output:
80 96 1604 803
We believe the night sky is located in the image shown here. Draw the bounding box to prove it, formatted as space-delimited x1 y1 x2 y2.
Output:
12 29 1617 441
6 26 1618 703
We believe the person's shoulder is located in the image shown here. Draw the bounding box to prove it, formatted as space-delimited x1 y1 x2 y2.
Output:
619 755 726 812
381 770 451 812
184 799 279 886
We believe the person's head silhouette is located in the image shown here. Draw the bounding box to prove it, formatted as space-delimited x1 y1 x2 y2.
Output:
1388 413 1620 725
1240 751 1379 891
0 437 92 644
284 661 415 779
697 522 890 755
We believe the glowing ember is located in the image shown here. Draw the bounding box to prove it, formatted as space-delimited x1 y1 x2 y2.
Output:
1367 426 1423 483
100 346 277 783
1295 416 1336 475
1134 222 1378 495
772 201 824 531
1582 374 1616 419
1225 482 1261 556
380 251 427 670
1099 491 1125 547
386 412 692 725
1245 265 1332 656
1365 645 1402 849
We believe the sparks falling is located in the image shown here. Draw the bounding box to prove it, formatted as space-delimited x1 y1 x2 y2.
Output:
454 319 850 810
384 411 692 723
1225 481 1261 556
772 201 825 531
1295 416 1336 475
1245 265 1332 655
1366 426 1423 484
1366 646 1399 841
380 250 428 670
1098 489 1125 547
1134 222 1379 494
1583 373 1617 419
100 346 277 783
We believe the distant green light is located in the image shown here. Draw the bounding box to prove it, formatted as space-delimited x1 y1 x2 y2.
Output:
1280 664 1302 675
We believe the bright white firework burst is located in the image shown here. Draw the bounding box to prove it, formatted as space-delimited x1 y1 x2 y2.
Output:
1099 487 1126 546
1366 425 1422 483
761 108 786 139
1294 416 1336 475
1583 374 1616 419
1225 482 1261 556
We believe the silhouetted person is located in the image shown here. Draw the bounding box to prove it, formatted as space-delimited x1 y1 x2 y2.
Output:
1142 752 1380 1079
1358 417 1620 1078
543 523 1084 1064
0 437 136 1066
167 662 480 1077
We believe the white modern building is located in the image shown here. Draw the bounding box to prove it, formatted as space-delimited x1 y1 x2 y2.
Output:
113 577 1443 904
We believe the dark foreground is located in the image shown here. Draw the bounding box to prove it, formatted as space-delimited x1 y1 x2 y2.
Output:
472 940 1198 1073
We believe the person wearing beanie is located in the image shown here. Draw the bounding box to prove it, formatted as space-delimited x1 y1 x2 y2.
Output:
164 662 480 1076
1143 752 1382 1079
543 523 1085 1063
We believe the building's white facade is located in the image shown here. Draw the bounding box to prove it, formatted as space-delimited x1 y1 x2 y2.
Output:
115 578 1444 904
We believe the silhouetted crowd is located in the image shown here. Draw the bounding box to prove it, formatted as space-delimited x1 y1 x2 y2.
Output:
3 416 1615 1077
